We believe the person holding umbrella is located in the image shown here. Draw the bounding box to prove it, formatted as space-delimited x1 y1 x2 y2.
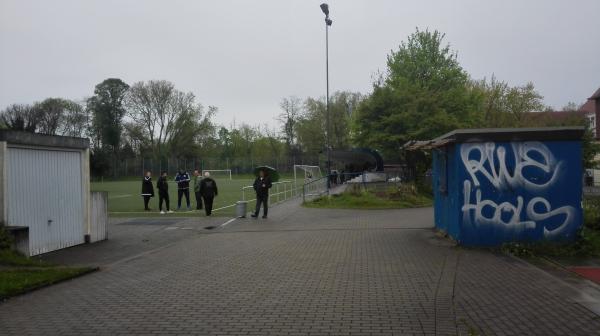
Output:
251 168 273 219
141 171 154 211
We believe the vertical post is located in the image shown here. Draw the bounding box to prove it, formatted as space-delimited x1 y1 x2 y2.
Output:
325 19 331 195
0 142 7 224
303 184 306 203
81 148 91 240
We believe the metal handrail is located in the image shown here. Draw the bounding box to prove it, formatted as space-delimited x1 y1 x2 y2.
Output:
213 179 318 214
302 176 329 203
241 180 298 205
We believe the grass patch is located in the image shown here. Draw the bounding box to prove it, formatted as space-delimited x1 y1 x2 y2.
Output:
0 249 54 267
92 174 301 217
502 227 600 258
0 267 96 299
0 245 96 300
304 184 433 209
502 196 600 258
92 177 255 217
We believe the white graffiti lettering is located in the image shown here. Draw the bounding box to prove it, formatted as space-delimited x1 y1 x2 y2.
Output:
460 142 575 238
460 141 562 191
462 180 536 231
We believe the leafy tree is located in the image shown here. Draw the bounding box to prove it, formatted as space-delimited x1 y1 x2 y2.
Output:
505 82 544 125
294 92 362 159
562 101 582 111
474 76 545 127
353 28 482 161
297 97 326 157
87 78 129 151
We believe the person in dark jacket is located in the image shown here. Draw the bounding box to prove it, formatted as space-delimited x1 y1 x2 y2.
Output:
157 171 173 214
141 171 154 211
251 169 272 219
175 169 191 211
199 172 218 216
193 169 203 211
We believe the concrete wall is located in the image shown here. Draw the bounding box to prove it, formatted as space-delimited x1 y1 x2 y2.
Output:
89 191 108 243
0 141 6 224
434 140 583 246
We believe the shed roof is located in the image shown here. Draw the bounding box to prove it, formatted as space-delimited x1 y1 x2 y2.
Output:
403 126 585 150
0 130 89 149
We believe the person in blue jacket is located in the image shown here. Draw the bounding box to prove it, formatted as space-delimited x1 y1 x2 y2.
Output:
175 169 191 211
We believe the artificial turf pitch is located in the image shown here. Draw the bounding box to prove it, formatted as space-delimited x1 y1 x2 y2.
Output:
92 176 298 217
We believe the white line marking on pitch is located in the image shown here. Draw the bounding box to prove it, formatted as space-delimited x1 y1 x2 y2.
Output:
218 218 237 229
109 194 132 199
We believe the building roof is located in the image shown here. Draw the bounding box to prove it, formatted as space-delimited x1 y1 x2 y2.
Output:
526 109 589 121
404 126 585 150
580 99 596 113
0 130 89 149
590 87 600 100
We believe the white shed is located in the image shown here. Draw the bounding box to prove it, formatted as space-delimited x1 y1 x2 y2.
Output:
0 130 92 256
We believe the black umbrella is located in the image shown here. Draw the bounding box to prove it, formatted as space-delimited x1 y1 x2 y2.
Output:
254 166 280 182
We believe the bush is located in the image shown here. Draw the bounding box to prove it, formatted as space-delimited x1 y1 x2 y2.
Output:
583 196 600 231
0 224 13 250
502 227 600 258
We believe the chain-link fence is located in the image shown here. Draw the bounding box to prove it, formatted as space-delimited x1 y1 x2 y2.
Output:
91 155 322 180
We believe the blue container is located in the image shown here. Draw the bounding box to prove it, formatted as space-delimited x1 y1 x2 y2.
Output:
429 127 585 247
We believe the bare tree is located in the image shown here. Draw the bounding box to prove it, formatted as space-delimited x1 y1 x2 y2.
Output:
125 80 174 150
0 104 40 132
60 100 89 137
278 96 302 159
125 80 214 158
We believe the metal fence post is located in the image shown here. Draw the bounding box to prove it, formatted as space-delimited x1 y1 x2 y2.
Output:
303 184 306 203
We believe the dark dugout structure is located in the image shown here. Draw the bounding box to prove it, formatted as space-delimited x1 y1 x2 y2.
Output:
329 148 384 173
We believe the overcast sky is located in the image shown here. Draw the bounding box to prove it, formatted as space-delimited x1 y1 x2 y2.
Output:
1 0 599 128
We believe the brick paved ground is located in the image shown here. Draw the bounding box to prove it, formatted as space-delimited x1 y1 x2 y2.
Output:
1 200 600 335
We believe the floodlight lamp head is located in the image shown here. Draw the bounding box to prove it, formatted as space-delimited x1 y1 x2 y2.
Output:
326 18 332 26
320 3 329 16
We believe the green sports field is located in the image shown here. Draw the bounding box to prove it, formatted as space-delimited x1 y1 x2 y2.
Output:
91 175 299 217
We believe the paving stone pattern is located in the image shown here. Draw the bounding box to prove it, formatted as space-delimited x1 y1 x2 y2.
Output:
1 200 599 335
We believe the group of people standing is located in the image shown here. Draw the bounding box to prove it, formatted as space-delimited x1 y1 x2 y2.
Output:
141 169 218 216
141 168 273 218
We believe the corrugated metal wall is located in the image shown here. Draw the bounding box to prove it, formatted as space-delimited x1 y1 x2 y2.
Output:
6 147 84 255
90 191 108 242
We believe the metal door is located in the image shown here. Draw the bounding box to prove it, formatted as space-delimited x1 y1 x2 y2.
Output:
7 147 84 255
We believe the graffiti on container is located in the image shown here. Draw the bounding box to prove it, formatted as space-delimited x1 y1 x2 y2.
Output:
460 142 576 238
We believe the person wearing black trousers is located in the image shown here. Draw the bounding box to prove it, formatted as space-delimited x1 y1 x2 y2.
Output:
199 172 218 216
251 169 272 219
157 171 173 214
141 171 154 211
175 169 191 211
193 169 203 211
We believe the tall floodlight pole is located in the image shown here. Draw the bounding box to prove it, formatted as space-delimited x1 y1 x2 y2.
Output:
320 3 332 193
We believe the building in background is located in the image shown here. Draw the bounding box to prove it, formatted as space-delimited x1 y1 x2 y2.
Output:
580 88 600 138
